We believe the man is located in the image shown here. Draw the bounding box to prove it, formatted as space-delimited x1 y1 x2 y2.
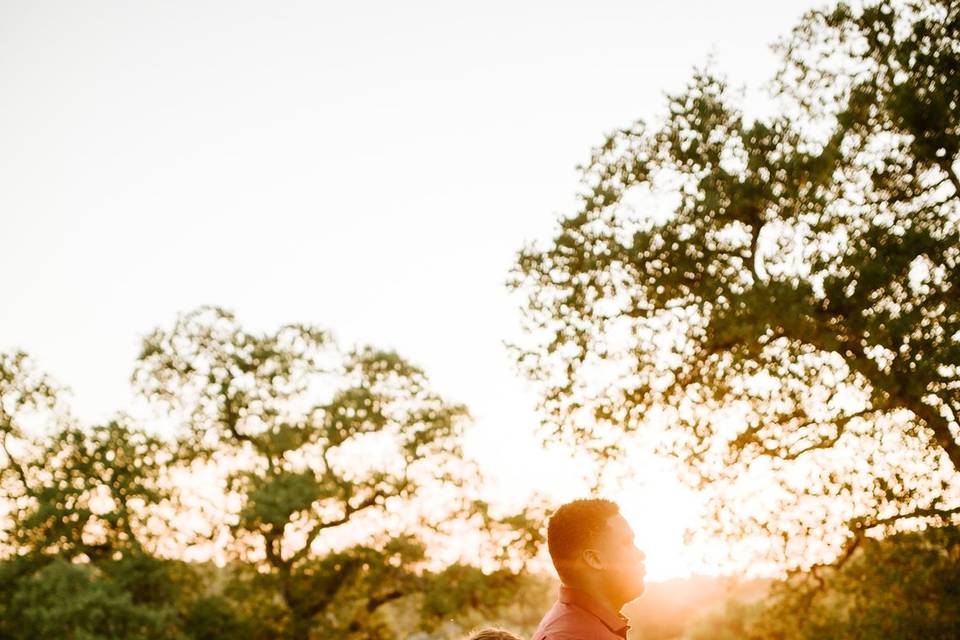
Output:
532 499 646 640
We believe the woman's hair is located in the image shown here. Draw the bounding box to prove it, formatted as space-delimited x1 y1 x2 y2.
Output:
466 627 524 640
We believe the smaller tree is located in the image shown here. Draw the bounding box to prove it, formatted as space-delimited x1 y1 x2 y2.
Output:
2 349 175 564
132 307 482 639
7 421 172 562
1 351 196 640
1 350 58 560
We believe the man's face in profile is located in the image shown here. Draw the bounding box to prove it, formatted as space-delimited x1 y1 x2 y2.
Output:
587 513 646 603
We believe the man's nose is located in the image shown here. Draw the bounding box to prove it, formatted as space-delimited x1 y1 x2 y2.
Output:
636 548 646 562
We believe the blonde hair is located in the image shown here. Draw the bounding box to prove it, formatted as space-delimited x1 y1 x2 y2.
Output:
466 627 524 640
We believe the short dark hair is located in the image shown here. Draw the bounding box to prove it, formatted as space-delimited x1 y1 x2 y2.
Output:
547 498 620 574
466 627 523 640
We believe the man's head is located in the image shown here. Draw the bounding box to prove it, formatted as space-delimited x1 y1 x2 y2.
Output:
547 499 646 607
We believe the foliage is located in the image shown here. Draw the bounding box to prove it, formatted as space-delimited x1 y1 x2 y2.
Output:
2 558 183 640
131 306 480 637
0 350 58 556
683 598 766 640
7 422 171 561
181 594 252 640
2 348 175 563
1 306 544 640
420 565 548 630
511 0 960 570
685 525 960 639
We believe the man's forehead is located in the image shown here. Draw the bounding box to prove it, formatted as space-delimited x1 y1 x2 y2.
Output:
603 512 634 538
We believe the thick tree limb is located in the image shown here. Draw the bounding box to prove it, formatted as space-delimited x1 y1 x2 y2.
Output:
287 489 391 567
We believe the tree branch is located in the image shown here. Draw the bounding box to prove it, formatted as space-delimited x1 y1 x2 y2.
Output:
220 385 273 473
854 504 960 531
892 393 960 474
365 589 405 614
1 431 29 491
802 531 863 601
773 408 876 461
288 488 390 567
796 502 960 598
264 529 285 568
775 308 960 474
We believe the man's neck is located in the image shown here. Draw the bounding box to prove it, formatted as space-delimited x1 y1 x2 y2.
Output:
564 581 623 617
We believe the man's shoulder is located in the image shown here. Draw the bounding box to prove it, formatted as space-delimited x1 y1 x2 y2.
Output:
532 633 588 640
532 629 604 640
532 604 605 640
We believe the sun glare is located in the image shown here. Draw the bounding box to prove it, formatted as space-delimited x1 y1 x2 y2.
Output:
614 480 705 582
467 419 711 582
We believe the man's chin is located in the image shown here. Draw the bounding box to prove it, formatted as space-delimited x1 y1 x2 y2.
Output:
618 578 646 604
611 570 646 604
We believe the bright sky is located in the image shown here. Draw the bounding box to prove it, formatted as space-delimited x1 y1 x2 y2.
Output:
1 0 818 580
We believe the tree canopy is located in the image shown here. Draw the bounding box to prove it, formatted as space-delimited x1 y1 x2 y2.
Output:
511 0 960 570
0 308 544 640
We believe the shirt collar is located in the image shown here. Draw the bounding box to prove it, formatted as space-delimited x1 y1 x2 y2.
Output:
558 585 630 637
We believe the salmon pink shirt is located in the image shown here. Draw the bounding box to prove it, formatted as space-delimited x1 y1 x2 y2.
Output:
532 585 630 640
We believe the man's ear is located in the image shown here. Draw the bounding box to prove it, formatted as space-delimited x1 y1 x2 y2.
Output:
580 548 604 570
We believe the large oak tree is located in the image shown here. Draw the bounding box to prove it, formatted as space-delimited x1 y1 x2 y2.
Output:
511 0 960 571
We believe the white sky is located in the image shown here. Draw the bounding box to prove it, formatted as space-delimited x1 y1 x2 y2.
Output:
1 0 818 579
